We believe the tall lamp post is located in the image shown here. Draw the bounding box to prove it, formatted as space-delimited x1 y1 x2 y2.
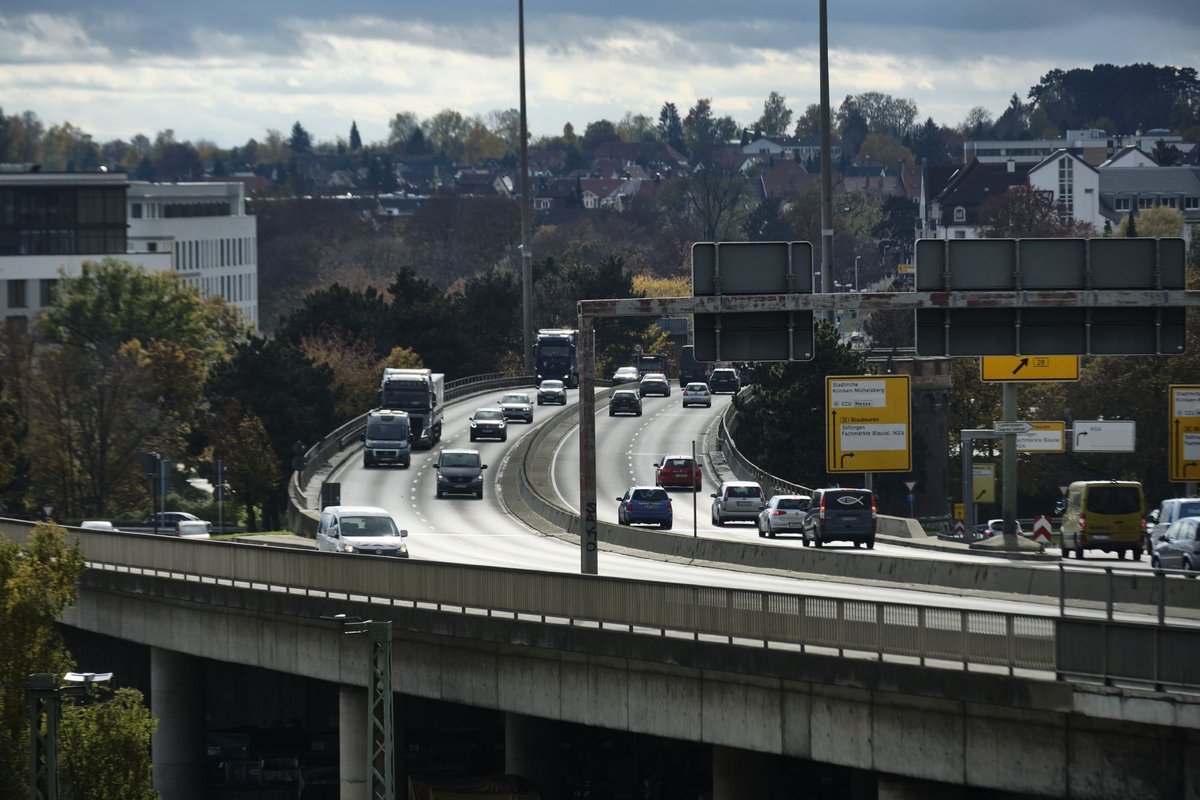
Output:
518 0 534 374
854 255 861 293
27 671 112 800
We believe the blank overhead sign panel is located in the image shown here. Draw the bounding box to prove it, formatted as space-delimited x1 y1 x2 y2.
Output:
915 237 1187 357
692 241 814 363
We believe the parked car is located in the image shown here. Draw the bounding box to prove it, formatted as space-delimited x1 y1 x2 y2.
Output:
498 392 534 423
616 486 673 529
1060 480 1145 559
1151 516 1200 572
609 389 643 416
654 454 702 490
1147 498 1200 554
468 407 507 442
802 487 877 548
757 495 811 538
707 368 740 394
537 380 567 405
638 372 671 397
611 366 640 386
710 481 766 526
143 511 211 533
315 505 409 558
681 382 712 408
435 449 487 499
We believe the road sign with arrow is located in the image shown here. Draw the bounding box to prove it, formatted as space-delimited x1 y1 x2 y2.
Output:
825 375 911 473
1169 385 1200 482
1072 420 1135 452
980 356 1079 382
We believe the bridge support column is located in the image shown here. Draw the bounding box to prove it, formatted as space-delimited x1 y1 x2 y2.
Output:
712 745 773 799
505 712 558 795
151 646 206 800
339 684 368 800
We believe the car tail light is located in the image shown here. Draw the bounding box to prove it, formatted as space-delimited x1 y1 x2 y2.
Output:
772 510 785 516
667 500 673 509
871 494 877 521
818 496 827 521
1079 513 1086 531
626 500 634 511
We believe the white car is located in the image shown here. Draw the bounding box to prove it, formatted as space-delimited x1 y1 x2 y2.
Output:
681 382 712 407
316 505 409 558
537 380 567 405
611 366 640 385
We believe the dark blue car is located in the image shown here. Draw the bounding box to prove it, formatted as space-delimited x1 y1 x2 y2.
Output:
616 486 673 529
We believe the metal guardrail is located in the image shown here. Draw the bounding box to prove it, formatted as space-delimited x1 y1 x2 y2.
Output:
716 392 815 499
0 519 1055 678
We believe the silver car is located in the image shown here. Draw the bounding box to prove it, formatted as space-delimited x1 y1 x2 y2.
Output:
757 495 811 538
710 481 765 526
1151 516 1200 572
499 392 534 423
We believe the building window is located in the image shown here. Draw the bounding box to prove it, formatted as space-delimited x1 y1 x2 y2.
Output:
148 241 157 252
7 279 27 309
1057 156 1074 215
954 230 966 239
1114 197 1130 211
39 279 56 307
130 203 143 219
1139 196 1153 209
953 207 966 222
1186 197 1199 211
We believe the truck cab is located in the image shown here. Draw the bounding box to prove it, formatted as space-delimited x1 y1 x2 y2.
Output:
378 368 444 449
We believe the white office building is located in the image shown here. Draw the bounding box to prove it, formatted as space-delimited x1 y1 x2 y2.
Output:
1 170 258 336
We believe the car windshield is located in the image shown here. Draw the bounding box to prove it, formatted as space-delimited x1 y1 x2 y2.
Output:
441 453 480 468
339 515 398 537
632 489 669 502
501 395 529 404
540 381 563 390
474 410 503 421
367 420 408 439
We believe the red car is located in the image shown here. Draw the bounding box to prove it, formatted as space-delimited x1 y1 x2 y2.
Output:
654 454 702 490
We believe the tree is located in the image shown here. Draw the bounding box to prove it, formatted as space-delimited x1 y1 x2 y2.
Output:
992 93 1030 139
850 92 919 139
792 104 822 142
41 122 100 171
152 142 203 181
682 99 719 162
462 118 507 163
976 186 1095 239
288 122 312 155
732 322 868 486
835 96 869 160
1027 64 1200 136
1151 139 1182 166
581 119 620 152
387 112 420 150
910 117 953 165
657 103 684 152
655 165 751 241
959 106 994 138
1120 205 1183 237
59 686 157 800
755 91 793 138
616 112 656 143
422 109 469 160
349 121 362 151
31 258 244 519
206 401 282 531
856 132 915 169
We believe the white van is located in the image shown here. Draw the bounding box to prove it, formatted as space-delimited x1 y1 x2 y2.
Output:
316 506 409 558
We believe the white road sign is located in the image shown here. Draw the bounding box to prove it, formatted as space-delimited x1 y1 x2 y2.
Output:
1072 420 1136 452
993 421 1033 434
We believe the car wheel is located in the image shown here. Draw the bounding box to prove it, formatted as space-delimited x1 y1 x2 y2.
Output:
609 410 615 416
866 538 875 550
500 433 508 442
436 488 444 499
854 541 861 548
1133 548 1143 561
660 521 671 530
402 460 410 469
1118 549 1127 560
537 400 543 406
767 528 776 539
801 533 810 547
1151 554 1161 569
814 535 823 548
1076 546 1085 559
363 458 372 468
636 410 642 416
476 490 484 499
757 523 764 538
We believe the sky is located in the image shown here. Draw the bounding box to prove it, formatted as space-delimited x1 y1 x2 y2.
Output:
1 1 1198 150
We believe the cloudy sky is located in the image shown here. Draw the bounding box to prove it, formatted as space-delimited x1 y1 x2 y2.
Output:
2 1 1197 149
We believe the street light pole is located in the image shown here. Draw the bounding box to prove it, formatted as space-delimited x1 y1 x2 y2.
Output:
854 255 861 293
518 0 534 374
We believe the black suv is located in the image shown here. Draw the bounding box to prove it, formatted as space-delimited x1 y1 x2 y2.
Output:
609 389 643 416
707 368 740 394
802 488 876 548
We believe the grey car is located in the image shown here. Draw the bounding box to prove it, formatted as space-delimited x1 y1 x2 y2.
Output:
435 449 487 499
1151 516 1200 572
469 408 507 442
802 487 876 548
498 392 534 423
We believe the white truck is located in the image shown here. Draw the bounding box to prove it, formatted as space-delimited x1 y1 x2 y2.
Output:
378 368 444 449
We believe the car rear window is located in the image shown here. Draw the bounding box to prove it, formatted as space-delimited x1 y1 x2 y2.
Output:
822 490 872 507
777 499 806 510
665 458 693 468
1087 486 1141 514
633 489 669 501
1177 502 1200 518
727 485 762 499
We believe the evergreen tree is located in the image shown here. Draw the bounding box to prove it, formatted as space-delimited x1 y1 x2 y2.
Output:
349 121 362 151
288 121 312 155
657 102 684 151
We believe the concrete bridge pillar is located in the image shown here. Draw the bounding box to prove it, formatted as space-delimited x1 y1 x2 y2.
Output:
505 712 559 795
150 646 206 800
339 684 369 800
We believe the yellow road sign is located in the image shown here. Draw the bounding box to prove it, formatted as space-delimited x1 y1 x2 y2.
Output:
1169 385 1200 482
1017 421 1066 453
981 356 1079 382
826 375 911 473
972 464 996 503
953 502 964 523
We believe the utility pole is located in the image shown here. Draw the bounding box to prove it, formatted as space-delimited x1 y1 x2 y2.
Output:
518 0 534 374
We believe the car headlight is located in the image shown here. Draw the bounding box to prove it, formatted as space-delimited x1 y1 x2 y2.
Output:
341 543 356 553
472 474 484 482
398 545 408 556
470 421 478 428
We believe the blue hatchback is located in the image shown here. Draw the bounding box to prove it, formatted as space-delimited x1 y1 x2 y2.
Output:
616 486 673 529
